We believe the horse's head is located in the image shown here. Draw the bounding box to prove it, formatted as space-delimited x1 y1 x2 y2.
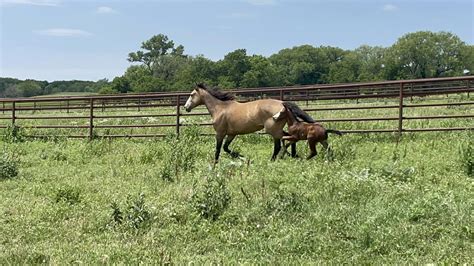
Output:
184 84 206 112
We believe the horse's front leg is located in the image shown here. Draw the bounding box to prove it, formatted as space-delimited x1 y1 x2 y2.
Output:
223 135 242 158
214 134 225 164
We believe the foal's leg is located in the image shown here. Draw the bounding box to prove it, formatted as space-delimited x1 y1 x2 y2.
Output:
280 137 296 159
307 139 318 160
271 138 282 161
321 140 332 160
223 135 242 158
214 134 225 164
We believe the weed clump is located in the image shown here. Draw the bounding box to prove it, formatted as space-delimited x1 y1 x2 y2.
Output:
459 140 473 177
192 173 231 221
110 193 152 230
0 151 19 180
2 125 25 143
265 189 307 216
54 187 81 205
160 126 201 182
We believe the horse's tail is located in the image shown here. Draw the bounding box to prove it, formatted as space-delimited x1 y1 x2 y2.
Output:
282 101 315 123
326 129 343 136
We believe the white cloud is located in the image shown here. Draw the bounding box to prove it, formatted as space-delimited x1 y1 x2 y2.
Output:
245 0 276 6
1 0 60 6
34 28 92 37
96 6 117 14
383 4 398 11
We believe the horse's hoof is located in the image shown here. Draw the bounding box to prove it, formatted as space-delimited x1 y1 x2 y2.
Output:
230 151 243 158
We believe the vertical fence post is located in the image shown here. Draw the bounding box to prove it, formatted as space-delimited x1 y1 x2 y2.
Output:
398 82 404 137
279 89 284 101
66 100 70 114
466 80 470 98
138 99 141 112
176 95 180 137
11 101 16 127
89 98 94 140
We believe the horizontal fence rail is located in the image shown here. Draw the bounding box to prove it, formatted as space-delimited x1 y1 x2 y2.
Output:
0 76 472 139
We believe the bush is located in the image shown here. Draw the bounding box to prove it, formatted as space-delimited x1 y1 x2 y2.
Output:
54 187 81 205
0 151 19 180
159 126 201 182
110 193 152 230
2 125 25 143
192 172 231 221
460 141 473 177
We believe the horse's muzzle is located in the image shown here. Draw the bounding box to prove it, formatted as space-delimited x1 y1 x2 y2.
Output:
185 107 191 112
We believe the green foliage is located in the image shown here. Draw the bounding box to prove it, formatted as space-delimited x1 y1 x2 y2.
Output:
2 31 471 97
0 150 19 180
110 193 152 230
54 187 81 205
0 130 473 263
159 126 201 182
192 172 231 221
265 189 307 216
459 140 473 177
2 125 25 143
385 31 466 79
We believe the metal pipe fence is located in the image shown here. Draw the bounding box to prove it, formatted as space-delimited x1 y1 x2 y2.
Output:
0 76 472 139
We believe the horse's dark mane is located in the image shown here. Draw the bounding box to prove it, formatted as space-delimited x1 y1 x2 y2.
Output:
282 101 315 123
197 83 235 101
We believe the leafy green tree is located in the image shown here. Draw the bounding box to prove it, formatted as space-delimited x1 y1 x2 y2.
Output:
385 31 466 79
125 65 167 92
217 49 251 87
270 45 345 85
241 55 281 88
18 80 43 97
460 45 474 74
327 51 361 83
172 55 218 90
128 34 185 74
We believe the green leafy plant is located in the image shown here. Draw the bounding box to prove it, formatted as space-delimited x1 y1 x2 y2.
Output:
54 187 81 205
160 126 201 182
0 151 19 180
3 125 25 143
460 141 473 177
192 173 231 221
110 193 152 230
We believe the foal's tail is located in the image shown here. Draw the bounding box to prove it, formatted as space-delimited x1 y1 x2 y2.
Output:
282 101 315 123
326 129 343 136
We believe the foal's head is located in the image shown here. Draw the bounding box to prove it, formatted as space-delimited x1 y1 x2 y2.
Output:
184 83 235 112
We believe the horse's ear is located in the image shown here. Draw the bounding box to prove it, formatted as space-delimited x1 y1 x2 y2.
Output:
196 83 207 90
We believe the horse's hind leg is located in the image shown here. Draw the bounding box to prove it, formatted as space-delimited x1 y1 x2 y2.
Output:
223 135 242 158
271 138 282 161
307 139 318 160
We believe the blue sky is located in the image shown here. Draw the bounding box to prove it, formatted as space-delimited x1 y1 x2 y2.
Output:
1 0 473 81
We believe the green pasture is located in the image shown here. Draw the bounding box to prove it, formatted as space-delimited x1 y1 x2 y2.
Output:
0 93 472 263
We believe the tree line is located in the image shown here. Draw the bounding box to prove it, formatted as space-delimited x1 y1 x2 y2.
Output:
1 30 472 97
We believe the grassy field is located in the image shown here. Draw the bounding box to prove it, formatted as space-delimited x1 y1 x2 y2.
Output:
0 125 473 263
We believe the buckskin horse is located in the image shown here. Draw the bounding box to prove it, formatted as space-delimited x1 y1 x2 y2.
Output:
183 84 315 163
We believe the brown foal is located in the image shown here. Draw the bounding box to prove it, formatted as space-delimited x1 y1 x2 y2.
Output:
279 102 342 159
